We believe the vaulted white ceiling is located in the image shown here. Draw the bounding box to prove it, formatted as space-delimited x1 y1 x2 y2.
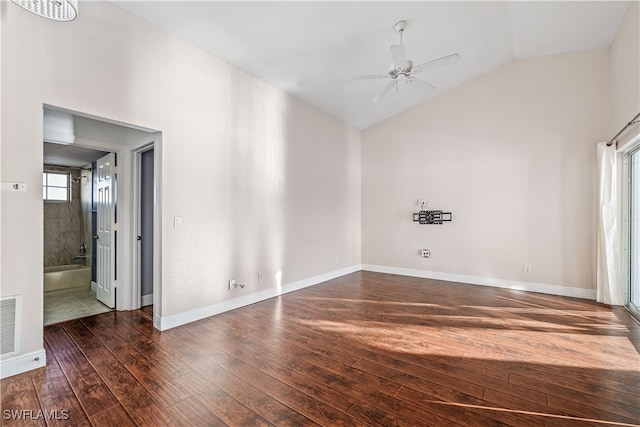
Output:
112 1 629 130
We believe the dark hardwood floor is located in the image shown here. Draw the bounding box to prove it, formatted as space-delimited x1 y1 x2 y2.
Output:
2 271 639 426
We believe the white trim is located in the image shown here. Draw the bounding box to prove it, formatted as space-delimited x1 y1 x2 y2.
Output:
157 265 361 330
157 263 599 331
620 134 640 310
91 281 97 292
141 294 153 307
361 264 597 300
617 134 640 155
621 150 632 304
0 349 46 379
151 133 163 328
132 142 157 311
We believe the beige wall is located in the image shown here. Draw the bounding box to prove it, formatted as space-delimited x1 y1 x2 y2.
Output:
1 2 360 360
611 0 640 148
362 50 611 292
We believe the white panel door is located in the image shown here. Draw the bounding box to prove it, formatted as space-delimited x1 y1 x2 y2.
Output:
96 153 117 308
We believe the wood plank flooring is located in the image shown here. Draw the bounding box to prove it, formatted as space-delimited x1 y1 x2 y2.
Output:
2 271 639 426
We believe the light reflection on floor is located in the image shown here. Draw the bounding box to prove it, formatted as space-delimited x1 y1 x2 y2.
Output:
294 297 638 370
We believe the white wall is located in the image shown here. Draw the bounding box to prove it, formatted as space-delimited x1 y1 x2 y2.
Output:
0 1 360 373
362 50 611 295
611 0 640 148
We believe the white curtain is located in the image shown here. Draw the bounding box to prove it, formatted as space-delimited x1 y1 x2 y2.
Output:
596 142 624 305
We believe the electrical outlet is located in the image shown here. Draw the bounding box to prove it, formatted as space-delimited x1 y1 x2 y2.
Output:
421 249 430 258
418 200 427 208
523 265 532 274
229 279 245 290
258 272 264 283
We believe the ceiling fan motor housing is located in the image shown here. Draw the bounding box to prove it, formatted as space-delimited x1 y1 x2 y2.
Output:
390 60 413 76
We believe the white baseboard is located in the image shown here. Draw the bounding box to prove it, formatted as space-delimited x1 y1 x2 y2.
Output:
361 264 597 300
158 265 362 330
141 294 153 307
157 263 595 331
0 349 46 379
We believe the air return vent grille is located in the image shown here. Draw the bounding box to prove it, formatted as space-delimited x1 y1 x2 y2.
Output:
1 295 21 357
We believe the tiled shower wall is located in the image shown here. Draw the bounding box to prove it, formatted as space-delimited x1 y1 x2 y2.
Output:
43 165 92 268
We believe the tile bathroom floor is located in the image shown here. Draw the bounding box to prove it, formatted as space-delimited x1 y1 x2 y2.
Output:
44 288 113 326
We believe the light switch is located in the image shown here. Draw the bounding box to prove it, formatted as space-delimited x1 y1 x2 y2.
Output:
174 216 183 228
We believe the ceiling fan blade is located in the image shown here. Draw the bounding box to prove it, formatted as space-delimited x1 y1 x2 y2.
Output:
347 73 388 81
373 80 396 102
391 44 406 68
413 53 460 73
407 77 436 94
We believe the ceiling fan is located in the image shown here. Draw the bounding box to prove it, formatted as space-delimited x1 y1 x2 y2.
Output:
348 20 461 102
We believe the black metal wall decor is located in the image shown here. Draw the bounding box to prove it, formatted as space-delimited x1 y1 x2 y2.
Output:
413 210 452 225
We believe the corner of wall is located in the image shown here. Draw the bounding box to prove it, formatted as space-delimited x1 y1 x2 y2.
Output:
158 264 362 330
362 265 597 300
610 0 640 140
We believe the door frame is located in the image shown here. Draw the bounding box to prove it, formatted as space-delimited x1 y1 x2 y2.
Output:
619 133 640 318
42 104 163 329
132 142 161 318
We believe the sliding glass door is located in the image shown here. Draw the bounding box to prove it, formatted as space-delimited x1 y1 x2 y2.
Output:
628 149 640 316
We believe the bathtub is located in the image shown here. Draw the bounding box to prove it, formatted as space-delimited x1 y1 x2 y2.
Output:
44 264 91 293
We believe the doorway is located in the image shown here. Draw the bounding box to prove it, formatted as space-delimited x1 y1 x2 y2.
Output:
139 148 154 309
43 145 113 325
42 105 162 326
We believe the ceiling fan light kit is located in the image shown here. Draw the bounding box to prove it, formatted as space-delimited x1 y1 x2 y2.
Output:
11 0 78 21
348 20 460 102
